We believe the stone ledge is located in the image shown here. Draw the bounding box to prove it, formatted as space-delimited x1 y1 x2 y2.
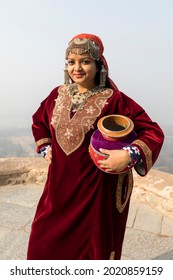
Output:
0 158 173 218
0 157 48 186
133 169 173 219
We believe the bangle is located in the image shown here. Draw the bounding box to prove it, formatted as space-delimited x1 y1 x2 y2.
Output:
122 145 142 167
39 145 51 158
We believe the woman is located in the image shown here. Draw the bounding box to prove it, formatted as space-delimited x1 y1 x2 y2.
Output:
27 33 164 260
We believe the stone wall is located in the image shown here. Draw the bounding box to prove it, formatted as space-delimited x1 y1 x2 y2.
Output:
132 169 173 219
0 157 173 218
0 158 48 186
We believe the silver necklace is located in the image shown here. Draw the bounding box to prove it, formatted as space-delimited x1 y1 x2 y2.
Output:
68 84 105 112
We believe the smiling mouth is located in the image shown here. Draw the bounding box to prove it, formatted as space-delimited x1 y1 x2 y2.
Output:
73 73 85 78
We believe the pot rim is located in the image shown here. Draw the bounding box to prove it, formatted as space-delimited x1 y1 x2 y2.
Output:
97 114 134 139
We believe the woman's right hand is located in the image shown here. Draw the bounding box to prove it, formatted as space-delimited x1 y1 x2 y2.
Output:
45 147 52 163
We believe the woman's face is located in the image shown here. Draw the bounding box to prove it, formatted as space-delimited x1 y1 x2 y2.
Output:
67 51 98 89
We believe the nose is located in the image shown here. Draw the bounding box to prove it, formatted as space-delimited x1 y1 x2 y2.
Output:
74 62 82 71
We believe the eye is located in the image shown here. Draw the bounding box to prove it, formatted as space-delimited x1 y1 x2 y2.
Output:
67 60 74 65
81 59 90 64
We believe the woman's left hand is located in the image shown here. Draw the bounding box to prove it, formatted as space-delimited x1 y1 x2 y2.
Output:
98 148 132 173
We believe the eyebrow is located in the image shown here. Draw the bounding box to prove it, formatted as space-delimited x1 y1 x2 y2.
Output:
67 56 93 60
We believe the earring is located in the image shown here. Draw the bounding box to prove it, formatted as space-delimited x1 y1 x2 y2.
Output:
64 64 70 84
99 65 107 87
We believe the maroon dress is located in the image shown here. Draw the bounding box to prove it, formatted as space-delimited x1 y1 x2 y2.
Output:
27 84 164 260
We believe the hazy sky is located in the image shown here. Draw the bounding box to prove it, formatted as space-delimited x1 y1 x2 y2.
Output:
0 0 173 131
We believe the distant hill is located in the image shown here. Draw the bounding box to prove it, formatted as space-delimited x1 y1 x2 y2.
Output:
154 135 173 174
0 127 36 157
0 126 172 174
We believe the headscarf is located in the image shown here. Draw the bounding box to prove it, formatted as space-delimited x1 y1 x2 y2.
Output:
69 33 108 72
66 33 118 90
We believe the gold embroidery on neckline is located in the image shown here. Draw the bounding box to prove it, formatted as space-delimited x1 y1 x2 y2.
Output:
51 85 113 155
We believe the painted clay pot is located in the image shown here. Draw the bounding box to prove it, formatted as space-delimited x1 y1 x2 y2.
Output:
89 115 137 174
89 144 132 174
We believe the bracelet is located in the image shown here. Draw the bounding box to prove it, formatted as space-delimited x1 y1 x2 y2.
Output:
39 145 51 158
122 145 142 167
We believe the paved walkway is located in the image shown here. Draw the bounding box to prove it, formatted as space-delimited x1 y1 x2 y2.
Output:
0 183 173 260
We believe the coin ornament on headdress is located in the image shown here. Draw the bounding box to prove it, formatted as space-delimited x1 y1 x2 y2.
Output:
65 38 101 60
73 38 88 45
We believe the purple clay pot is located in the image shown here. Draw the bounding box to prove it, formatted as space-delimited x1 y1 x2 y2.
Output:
91 129 137 152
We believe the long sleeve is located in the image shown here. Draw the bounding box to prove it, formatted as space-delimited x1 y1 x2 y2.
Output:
132 116 164 176
119 92 164 176
31 87 58 152
108 90 165 176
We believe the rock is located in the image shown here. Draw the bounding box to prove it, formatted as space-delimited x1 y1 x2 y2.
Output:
0 157 49 186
